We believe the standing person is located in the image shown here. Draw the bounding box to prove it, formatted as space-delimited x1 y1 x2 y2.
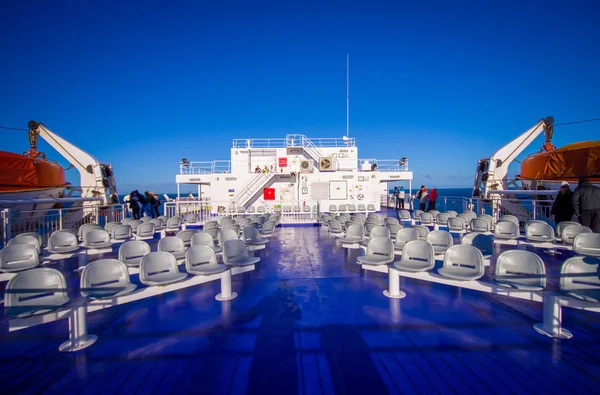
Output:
151 192 161 218
146 191 159 218
137 190 150 218
129 191 141 220
428 188 438 211
398 186 405 209
419 188 428 211
573 177 600 232
551 181 575 225
393 186 399 209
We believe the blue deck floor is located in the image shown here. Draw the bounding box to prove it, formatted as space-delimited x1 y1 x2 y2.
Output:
2 208 600 394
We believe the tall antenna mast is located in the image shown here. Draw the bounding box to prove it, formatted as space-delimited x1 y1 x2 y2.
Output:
346 53 350 138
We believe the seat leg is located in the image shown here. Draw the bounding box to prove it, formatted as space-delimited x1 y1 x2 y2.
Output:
216 270 238 301
533 294 573 339
59 305 98 352
384 269 406 299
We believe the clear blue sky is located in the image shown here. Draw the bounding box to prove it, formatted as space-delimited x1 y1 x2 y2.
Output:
1 0 599 193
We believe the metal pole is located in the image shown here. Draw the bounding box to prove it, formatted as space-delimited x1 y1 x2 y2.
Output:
346 53 349 138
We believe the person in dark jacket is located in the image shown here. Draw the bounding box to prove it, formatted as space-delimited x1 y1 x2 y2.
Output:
551 181 575 225
148 191 160 218
572 177 600 232
137 190 150 217
128 191 141 220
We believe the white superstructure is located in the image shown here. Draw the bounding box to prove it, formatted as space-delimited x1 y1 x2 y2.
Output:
175 134 412 213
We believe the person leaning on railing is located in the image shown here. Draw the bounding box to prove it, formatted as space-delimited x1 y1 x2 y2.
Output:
572 177 600 232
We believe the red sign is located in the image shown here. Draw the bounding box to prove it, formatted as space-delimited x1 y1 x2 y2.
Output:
263 188 275 200
278 157 287 167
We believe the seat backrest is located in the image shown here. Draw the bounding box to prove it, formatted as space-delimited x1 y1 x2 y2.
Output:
186 245 218 272
494 250 546 288
525 222 554 240
523 220 546 234
0 244 39 272
400 240 435 270
105 222 121 234
556 221 582 238
386 223 403 237
477 214 493 229
384 217 399 226
457 213 472 225
398 210 411 220
257 206 266 213
328 205 337 212
137 223 156 237
572 233 600 257
366 237 394 260
428 210 440 218
395 228 419 244
411 225 430 240
426 230 454 252
8 235 41 255
461 233 493 257
462 211 477 220
118 240 151 264
224 223 240 235
140 252 178 282
140 216 151 223
470 218 490 232
346 223 365 239
81 259 131 291
338 204 347 212
112 225 132 240
4 268 69 315
150 218 163 230
78 223 103 239
445 210 458 217
158 236 185 254
436 213 450 225
83 229 111 247
176 229 197 246
367 204 376 211
499 215 519 227
223 239 249 261
243 226 261 240
442 245 485 280
219 229 239 246
191 232 216 247
412 210 423 219
261 221 275 234
122 218 133 225
561 225 592 244
187 213 199 223
370 226 390 239
348 204 357 211
447 217 465 232
560 256 600 294
494 220 519 239
166 217 181 229
129 220 143 232
328 219 342 233
419 212 434 224
357 204 366 211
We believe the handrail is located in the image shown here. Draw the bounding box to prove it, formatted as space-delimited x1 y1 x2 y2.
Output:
232 134 355 149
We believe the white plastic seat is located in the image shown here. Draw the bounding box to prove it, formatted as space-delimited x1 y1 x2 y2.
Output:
470 218 490 233
499 215 519 227
426 230 454 255
572 233 600 257
118 240 151 266
136 223 156 239
83 229 112 249
191 232 222 253
556 221 583 238
176 229 197 248
436 213 450 226
257 206 266 213
328 205 337 213
384 217 400 226
339 223 365 244
105 221 122 235
523 220 547 234
0 244 39 272
494 221 520 240
419 212 434 226
411 225 430 241
140 216 151 223
357 237 394 266
185 246 229 275
561 225 592 245
438 245 485 281
122 218 133 225
260 221 276 237
157 215 168 224
139 252 188 286
8 234 41 255
394 228 419 251
203 220 219 230
158 236 186 260
243 227 269 246
218 229 239 247
462 211 477 220
457 214 472 226
357 204 366 211
461 233 493 259
4 268 69 318
367 204 376 211
398 210 411 222
47 230 79 254
525 222 555 243
150 218 164 230
186 213 199 224
129 220 143 234
166 217 181 231
204 228 219 241
445 210 458 217
223 239 260 266
386 223 403 238
428 210 440 218
81 259 137 299
477 214 493 230
247 206 256 214
224 223 240 235
348 204 357 212
111 225 132 241
364 221 379 236
78 223 103 240
392 240 435 272
494 250 546 291
16 232 44 247
361 226 390 247
447 217 466 233
412 210 424 220
328 219 344 237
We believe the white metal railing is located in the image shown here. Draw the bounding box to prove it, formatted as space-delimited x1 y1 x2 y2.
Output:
179 160 232 174
359 159 410 172
232 135 356 149
1 203 128 247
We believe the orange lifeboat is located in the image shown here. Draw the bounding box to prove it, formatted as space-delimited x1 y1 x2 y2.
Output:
0 151 69 194
519 141 600 182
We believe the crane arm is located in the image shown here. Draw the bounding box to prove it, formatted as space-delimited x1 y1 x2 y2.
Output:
26 120 118 204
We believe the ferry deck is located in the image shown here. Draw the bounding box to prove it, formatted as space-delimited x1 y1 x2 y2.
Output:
1 206 600 394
